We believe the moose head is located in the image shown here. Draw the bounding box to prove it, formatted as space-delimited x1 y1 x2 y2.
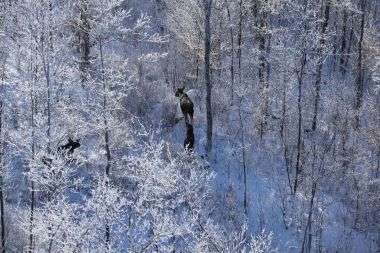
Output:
175 86 185 98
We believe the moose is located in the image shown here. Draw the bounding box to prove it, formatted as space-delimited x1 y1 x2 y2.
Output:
42 138 81 166
58 138 81 155
175 86 194 125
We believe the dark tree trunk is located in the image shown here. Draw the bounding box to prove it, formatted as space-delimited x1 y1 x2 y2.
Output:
79 1 90 85
301 182 317 253
237 0 244 85
354 0 366 129
339 10 348 73
343 20 354 74
238 99 248 216
204 0 213 155
28 61 37 253
0 66 5 253
312 0 330 132
99 39 112 250
293 0 309 194
224 0 235 104
280 80 293 193
294 50 306 194
256 4 272 141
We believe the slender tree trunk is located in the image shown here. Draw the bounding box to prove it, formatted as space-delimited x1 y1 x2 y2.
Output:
257 10 269 140
280 81 293 193
312 0 330 132
294 48 307 194
46 0 53 154
195 54 199 85
99 39 111 250
237 0 244 85
354 0 366 129
45 65 52 154
375 146 379 179
45 7 55 248
28 181 34 253
280 81 287 140
343 20 354 74
28 58 37 253
331 10 338 72
79 1 90 86
238 99 248 216
0 61 5 253
301 182 317 253
224 0 235 104
261 32 272 140
0 17 8 246
204 0 213 155
293 0 309 194
339 10 348 72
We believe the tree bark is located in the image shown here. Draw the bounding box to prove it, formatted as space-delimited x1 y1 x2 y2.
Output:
294 50 306 194
237 0 244 85
293 0 309 194
256 6 272 140
342 19 354 74
312 0 330 132
224 0 235 104
78 1 90 86
280 81 293 193
238 99 248 216
354 0 366 129
99 39 112 251
28 56 37 253
0 59 5 253
204 0 213 155
339 9 348 73
301 182 317 253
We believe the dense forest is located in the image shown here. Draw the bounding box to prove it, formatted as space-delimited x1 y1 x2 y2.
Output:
0 0 379 252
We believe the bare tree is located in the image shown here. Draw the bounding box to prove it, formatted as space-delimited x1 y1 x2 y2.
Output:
0 45 5 253
204 0 213 155
293 0 310 194
354 0 366 129
311 0 330 132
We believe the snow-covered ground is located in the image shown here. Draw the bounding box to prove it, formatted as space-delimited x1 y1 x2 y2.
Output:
155 98 379 252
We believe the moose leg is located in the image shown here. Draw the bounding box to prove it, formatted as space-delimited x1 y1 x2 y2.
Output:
189 111 194 126
183 113 189 124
